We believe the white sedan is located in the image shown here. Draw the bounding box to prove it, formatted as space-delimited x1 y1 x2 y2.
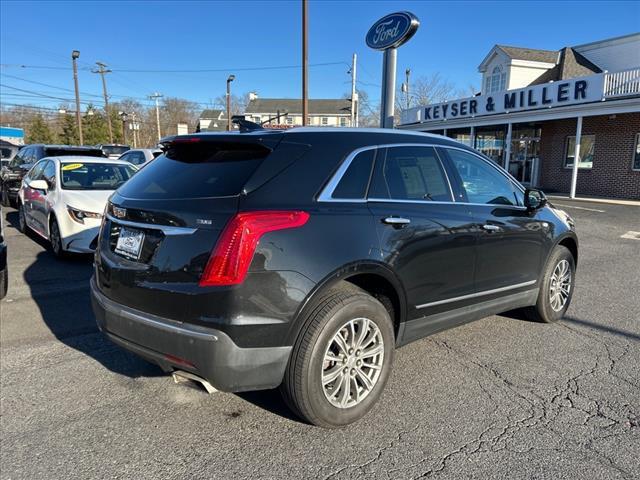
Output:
18 156 137 257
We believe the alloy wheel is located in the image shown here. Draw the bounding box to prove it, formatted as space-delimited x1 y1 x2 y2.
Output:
321 317 384 409
549 259 571 312
50 221 61 255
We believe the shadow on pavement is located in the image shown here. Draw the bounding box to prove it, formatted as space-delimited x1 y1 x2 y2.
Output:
563 316 640 342
235 389 302 424
499 305 639 342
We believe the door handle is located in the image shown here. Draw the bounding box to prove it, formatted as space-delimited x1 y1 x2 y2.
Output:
482 224 501 232
383 217 411 226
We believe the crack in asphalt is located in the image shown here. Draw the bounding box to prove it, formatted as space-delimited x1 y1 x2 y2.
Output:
366 335 640 480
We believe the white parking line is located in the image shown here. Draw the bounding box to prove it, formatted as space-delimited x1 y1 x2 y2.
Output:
620 231 640 240
553 203 606 213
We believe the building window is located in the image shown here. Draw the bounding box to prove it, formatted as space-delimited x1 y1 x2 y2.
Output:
286 116 293 125
564 135 595 169
339 117 347 127
485 65 506 94
252 116 261 123
633 133 640 171
307 116 312 125
321 117 329 126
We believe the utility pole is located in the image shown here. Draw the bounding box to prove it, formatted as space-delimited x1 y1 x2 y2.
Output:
93 62 113 143
405 68 411 110
130 112 138 148
226 75 235 131
149 92 163 141
71 50 83 145
302 0 308 126
350 53 357 127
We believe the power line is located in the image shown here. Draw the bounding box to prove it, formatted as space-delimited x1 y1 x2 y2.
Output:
1 61 349 74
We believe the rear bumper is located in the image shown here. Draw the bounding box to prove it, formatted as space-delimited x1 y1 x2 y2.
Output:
90 277 292 392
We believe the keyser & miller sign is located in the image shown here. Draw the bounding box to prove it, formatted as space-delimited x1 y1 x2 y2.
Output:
401 73 606 124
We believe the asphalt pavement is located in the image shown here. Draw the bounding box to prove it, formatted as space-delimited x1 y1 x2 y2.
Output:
1 200 639 480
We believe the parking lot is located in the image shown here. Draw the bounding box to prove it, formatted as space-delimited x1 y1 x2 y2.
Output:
1 200 638 480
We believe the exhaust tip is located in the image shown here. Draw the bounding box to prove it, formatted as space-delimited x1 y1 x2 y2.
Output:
172 370 217 394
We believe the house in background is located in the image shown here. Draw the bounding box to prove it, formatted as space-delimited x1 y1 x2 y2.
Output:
244 93 353 127
196 109 229 132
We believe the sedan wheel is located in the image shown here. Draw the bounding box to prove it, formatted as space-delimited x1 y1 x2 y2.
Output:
49 218 65 258
18 203 27 233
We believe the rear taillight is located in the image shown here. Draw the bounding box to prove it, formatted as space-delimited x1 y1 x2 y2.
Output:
199 210 310 287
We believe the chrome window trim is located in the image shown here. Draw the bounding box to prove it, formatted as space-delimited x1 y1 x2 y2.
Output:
317 145 378 202
416 280 536 309
318 142 526 205
106 213 197 236
367 198 527 209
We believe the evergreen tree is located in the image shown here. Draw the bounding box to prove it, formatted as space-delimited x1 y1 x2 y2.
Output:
82 105 110 145
59 114 79 145
27 114 56 143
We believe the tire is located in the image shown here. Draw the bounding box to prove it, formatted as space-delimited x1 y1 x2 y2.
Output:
18 202 28 234
0 185 9 207
281 283 395 428
49 217 66 258
0 268 7 300
525 245 575 323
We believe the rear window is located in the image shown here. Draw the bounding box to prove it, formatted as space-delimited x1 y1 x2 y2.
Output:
102 145 130 156
116 142 269 199
45 148 104 158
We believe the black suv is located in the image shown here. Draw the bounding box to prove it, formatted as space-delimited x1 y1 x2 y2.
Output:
0 144 105 206
91 128 578 427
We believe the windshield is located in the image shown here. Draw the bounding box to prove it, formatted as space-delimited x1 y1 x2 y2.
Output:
102 146 130 156
60 162 137 190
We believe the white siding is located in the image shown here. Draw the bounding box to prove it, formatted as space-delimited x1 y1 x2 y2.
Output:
507 65 552 89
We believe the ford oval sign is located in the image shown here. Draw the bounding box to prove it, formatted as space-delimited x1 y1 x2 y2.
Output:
366 12 420 51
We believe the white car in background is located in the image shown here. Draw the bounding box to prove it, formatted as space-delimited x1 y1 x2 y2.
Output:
18 156 137 257
118 148 162 167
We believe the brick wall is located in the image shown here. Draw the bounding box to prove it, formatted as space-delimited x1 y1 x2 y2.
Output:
539 112 640 199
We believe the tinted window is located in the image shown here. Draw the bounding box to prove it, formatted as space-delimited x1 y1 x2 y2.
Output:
371 146 451 201
117 143 268 199
44 147 104 158
60 162 136 190
446 148 519 206
332 149 375 199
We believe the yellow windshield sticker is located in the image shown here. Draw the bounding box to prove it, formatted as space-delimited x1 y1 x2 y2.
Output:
62 163 84 171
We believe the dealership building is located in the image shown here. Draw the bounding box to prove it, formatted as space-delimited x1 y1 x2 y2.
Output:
400 33 640 199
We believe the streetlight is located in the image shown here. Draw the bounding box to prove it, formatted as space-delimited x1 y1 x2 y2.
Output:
71 50 83 145
226 74 235 131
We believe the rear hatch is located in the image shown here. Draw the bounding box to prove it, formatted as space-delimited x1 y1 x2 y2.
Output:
95 133 303 321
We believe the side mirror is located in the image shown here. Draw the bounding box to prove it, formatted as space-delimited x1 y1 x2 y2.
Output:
28 179 49 191
524 188 547 211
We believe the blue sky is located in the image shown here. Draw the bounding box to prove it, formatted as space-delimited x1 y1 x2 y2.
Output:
1 0 638 112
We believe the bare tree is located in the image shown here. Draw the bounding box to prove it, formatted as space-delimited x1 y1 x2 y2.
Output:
396 73 459 111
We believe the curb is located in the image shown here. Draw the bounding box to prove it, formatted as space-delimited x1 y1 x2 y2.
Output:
547 195 640 207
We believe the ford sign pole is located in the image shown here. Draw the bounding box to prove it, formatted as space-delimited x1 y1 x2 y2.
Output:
366 12 420 128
